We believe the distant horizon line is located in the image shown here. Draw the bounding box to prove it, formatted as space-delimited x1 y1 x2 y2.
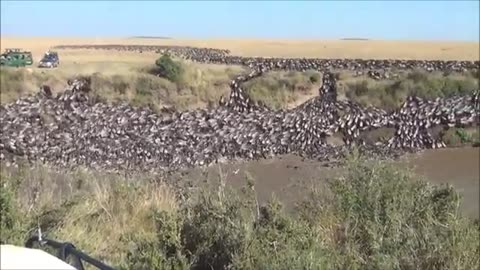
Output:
1 35 479 43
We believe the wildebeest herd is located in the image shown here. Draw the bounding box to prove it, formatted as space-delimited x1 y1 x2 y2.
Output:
54 44 479 79
1 45 479 173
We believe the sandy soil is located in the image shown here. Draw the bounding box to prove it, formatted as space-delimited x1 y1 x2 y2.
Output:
1 37 479 62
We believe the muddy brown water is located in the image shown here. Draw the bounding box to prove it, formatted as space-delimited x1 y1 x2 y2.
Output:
178 147 479 219
404 147 479 218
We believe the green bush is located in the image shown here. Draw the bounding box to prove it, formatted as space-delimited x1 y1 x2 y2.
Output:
155 54 184 83
233 198 329 270
0 177 26 245
309 72 321 84
123 180 331 270
322 157 479 269
124 158 479 270
123 211 190 270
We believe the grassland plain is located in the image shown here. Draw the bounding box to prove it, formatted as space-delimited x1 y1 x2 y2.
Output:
2 37 480 60
1 37 480 269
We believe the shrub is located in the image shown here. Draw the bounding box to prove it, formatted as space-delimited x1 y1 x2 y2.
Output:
0 176 29 245
124 157 479 269
309 73 321 84
407 69 429 83
123 211 190 270
322 157 479 269
232 198 329 270
155 54 184 83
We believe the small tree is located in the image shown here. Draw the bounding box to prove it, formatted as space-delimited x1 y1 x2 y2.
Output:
155 54 183 83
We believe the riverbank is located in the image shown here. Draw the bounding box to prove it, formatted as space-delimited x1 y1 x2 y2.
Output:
1 154 478 269
173 146 480 219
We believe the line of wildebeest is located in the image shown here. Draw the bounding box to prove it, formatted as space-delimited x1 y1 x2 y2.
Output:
54 44 480 79
0 45 479 173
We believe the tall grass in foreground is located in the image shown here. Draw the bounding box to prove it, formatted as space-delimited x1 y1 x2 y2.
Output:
0 165 177 266
1 157 478 269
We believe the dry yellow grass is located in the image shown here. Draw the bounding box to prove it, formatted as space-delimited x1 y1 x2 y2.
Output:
1 37 479 63
1 163 178 265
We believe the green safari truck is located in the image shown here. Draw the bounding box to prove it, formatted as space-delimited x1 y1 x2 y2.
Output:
0 48 34 67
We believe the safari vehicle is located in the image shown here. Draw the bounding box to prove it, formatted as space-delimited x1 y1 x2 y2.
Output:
0 234 116 270
0 48 33 67
38 51 60 68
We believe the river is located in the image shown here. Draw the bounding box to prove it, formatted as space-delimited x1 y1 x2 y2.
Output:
179 147 479 219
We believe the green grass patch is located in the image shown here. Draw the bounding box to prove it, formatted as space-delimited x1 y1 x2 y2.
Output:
244 70 320 109
343 70 478 109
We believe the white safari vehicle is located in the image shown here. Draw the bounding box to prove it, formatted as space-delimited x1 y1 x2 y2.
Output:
1 235 116 270
1 245 77 270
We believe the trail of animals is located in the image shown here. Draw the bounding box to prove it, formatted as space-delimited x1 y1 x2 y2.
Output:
1 45 479 173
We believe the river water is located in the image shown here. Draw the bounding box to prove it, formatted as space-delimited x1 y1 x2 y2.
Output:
180 147 479 219
404 147 479 218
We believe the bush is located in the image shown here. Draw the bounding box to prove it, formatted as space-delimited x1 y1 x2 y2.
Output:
155 54 184 83
2 159 478 270
0 176 29 245
321 157 479 269
124 179 331 270
124 158 479 269
309 73 321 84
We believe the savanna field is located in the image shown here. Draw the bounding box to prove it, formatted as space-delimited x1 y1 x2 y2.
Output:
1 37 479 269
